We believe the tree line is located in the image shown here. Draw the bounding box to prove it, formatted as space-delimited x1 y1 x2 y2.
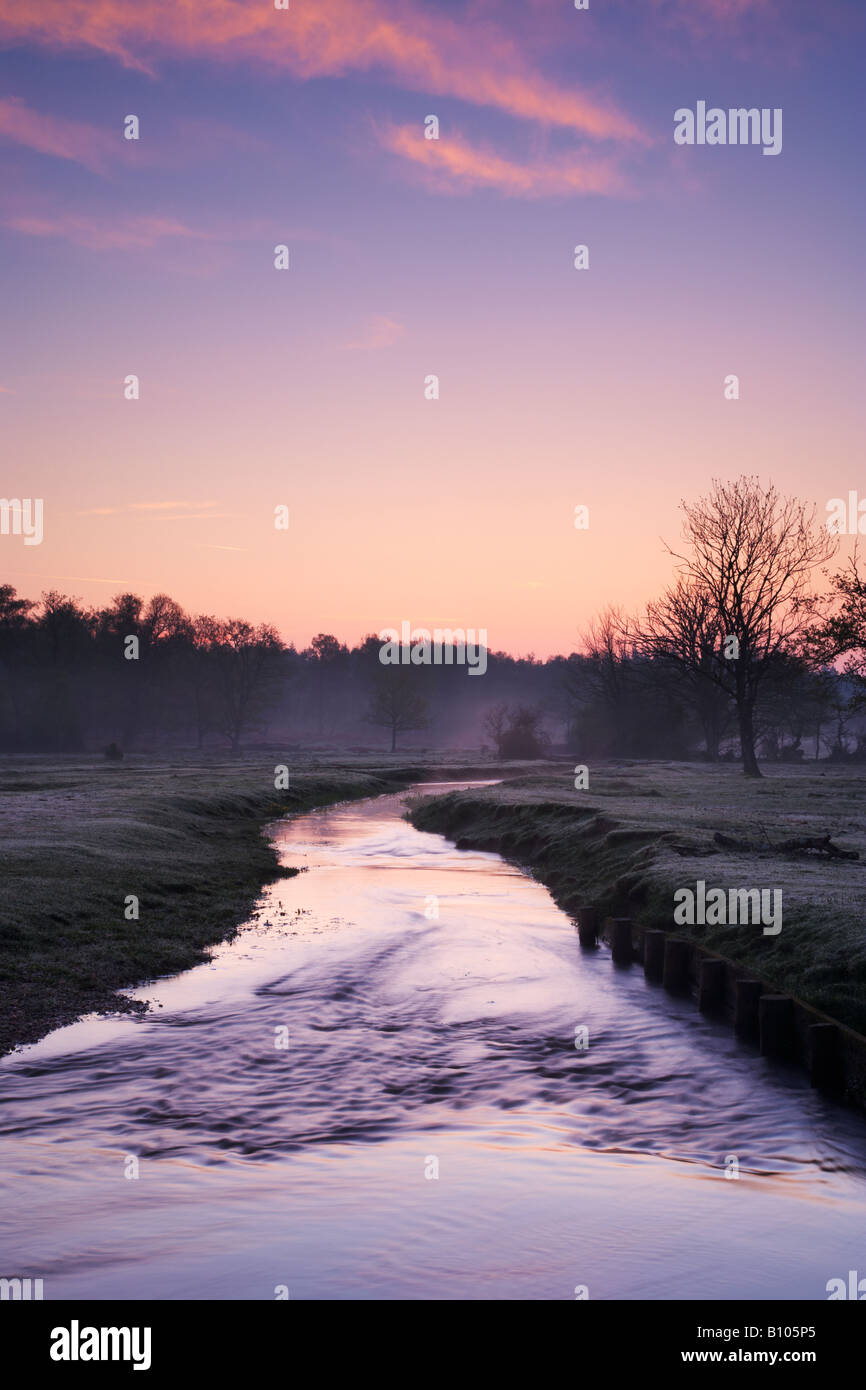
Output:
2 478 866 770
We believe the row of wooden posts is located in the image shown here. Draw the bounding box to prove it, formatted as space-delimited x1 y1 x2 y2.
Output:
574 907 846 1097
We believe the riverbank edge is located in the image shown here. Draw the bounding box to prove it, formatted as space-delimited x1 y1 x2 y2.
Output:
2 766 436 1057
407 787 866 1111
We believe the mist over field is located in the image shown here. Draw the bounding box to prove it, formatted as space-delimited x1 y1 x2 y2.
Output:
1 0 865 1343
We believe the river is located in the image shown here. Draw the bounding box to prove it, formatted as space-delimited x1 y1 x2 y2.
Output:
1 783 864 1300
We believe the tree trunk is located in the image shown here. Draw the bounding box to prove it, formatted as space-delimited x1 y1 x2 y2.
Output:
701 714 720 762
737 700 761 777
390 724 397 753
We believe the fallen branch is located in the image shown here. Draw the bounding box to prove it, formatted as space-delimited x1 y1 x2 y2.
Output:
713 830 858 860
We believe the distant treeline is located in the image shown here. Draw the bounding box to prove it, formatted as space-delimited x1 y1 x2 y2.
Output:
1 582 863 761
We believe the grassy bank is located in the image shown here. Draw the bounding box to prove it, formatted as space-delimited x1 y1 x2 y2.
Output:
0 753 427 1054
407 762 866 1037
8 753 864 1058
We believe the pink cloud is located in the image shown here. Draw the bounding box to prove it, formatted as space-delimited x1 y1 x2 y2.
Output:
2 211 213 250
685 0 772 13
648 0 775 23
0 96 270 174
343 315 406 350
0 96 116 172
0 200 335 264
636 0 846 64
130 501 218 512
381 123 629 198
78 502 221 518
645 0 823 42
0 0 647 144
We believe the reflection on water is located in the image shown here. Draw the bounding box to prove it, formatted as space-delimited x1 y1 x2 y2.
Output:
1 784 865 1300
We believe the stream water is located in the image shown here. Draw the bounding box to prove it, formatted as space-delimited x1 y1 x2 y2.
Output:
1 783 865 1300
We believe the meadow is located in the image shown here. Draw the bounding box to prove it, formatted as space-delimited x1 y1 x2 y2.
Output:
0 753 421 1053
2 752 865 1054
408 761 866 1036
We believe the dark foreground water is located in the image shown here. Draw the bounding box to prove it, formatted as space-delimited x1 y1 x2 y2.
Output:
2 784 865 1300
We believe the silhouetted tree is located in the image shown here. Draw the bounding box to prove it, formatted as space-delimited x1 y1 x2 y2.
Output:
483 702 509 756
663 477 836 776
813 552 866 687
638 579 733 760
364 669 430 751
211 620 284 753
1 562 857 759
0 585 35 749
499 706 549 759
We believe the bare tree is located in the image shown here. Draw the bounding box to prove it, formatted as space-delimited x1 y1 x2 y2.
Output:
211 620 283 753
581 606 635 750
483 702 549 758
482 702 509 756
184 614 221 749
499 705 550 759
0 585 35 747
813 549 866 680
364 669 430 752
639 578 733 760
141 593 188 643
308 633 346 737
664 477 836 776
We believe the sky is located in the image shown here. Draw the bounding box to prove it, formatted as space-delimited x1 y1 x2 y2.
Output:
0 0 864 658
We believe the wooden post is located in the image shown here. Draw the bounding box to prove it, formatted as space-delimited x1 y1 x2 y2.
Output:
575 907 599 949
662 938 690 994
698 958 726 1014
609 918 633 965
734 979 762 1042
643 930 665 982
759 995 796 1060
809 1023 842 1093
